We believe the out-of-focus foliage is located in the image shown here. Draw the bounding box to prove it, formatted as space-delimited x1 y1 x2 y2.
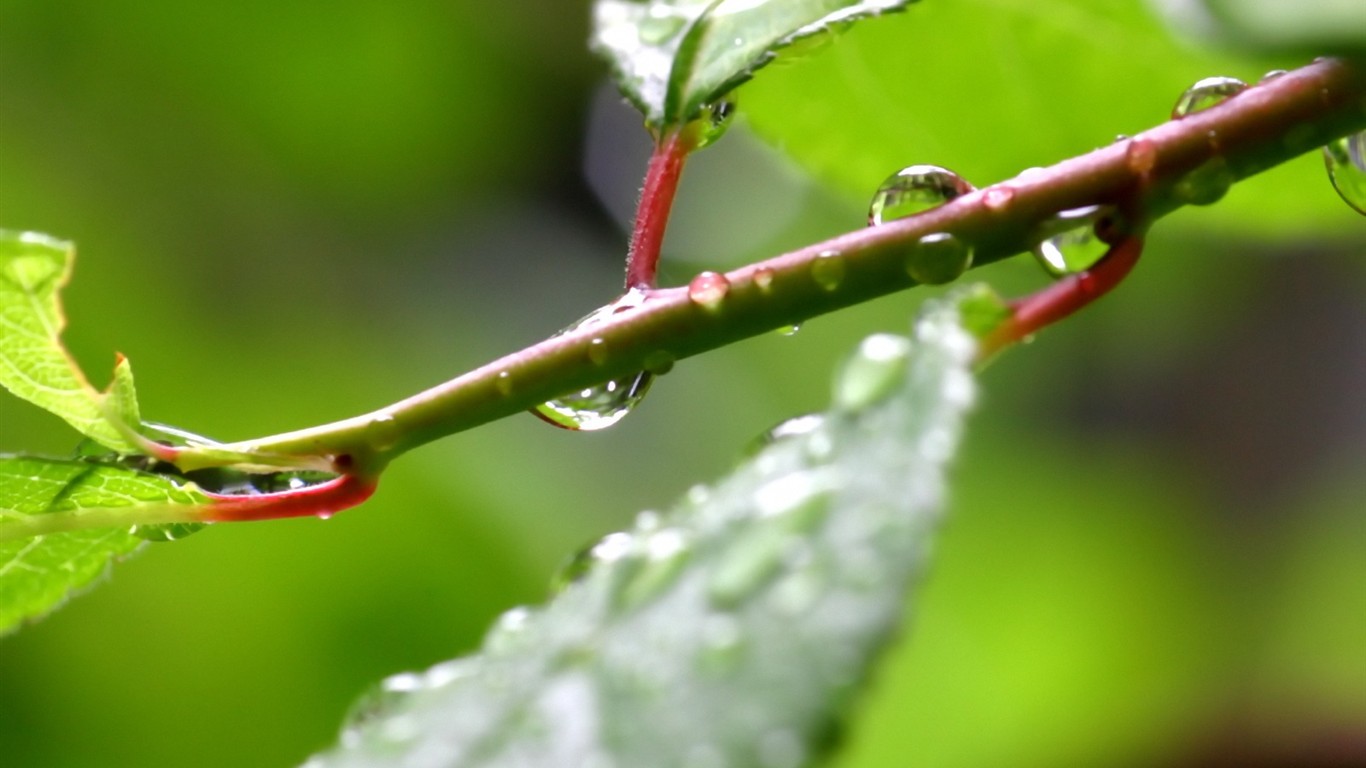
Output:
0 1 1361 767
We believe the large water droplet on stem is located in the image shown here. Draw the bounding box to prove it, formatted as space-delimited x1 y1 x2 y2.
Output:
1323 130 1366 215
1031 205 1113 277
533 290 654 431
905 233 972 285
1172 76 1247 118
867 165 974 225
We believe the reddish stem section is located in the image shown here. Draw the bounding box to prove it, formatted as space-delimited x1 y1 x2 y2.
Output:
202 474 376 522
625 130 692 289
980 236 1144 359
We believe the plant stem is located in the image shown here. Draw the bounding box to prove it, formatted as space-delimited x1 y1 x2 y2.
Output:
194 57 1366 472
626 130 693 289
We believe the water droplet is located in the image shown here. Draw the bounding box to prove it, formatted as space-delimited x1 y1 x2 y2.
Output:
810 250 846 291
752 266 775 292
484 606 534 654
693 95 737 150
1172 76 1247 118
616 528 691 609
341 672 426 747
1323 130 1366 215
130 522 206 542
365 413 399 451
867 164 974 225
1125 137 1158 176
533 290 653 431
697 616 746 674
835 333 912 411
552 531 635 591
642 350 675 375
587 338 609 366
495 370 513 397
774 324 800 337
708 525 799 609
982 185 1015 212
1031 205 1113 277
1259 69 1287 83
904 232 972 285
688 271 730 309
1173 156 1235 206
639 6 686 44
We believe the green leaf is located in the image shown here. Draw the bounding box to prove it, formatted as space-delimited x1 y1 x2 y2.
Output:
740 0 1356 235
0 455 211 634
593 0 915 127
0 230 142 453
306 290 979 767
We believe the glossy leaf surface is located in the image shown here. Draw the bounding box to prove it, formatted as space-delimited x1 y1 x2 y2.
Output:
593 0 914 127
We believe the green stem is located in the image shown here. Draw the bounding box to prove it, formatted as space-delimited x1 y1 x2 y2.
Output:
191 57 1366 472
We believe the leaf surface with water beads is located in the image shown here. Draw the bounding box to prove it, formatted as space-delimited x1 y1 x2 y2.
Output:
0 456 212 634
307 289 987 768
592 0 916 128
0 230 143 453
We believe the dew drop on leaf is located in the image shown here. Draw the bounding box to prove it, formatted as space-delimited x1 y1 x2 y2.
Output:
616 527 692 609
1172 76 1247 118
834 333 912 411
533 289 653 431
867 164 974 225
904 232 972 285
1031 205 1112 277
809 250 846 291
1323 130 1366 215
340 672 426 749
774 324 800 337
552 531 635 592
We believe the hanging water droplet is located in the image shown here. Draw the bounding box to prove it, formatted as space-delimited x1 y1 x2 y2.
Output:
834 333 911 411
809 250 846 291
1323 130 1366 215
587 338 609 366
533 290 653 431
1173 157 1234 206
688 271 730 309
1172 76 1247 118
904 232 972 285
642 350 675 376
867 165 974 225
130 522 206 542
495 370 514 397
692 95 737 150
774 324 800 337
752 266 775 292
1031 205 1113 277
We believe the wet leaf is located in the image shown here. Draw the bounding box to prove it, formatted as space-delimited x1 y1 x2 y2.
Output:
1153 0 1366 54
592 0 915 128
0 455 211 634
0 230 142 453
307 290 980 767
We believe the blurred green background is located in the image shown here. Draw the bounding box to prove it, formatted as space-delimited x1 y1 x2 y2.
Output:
1 1 1362 766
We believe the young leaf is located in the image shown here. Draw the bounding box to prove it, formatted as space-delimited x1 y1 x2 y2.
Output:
593 0 915 128
0 455 212 634
0 230 142 453
306 290 980 768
